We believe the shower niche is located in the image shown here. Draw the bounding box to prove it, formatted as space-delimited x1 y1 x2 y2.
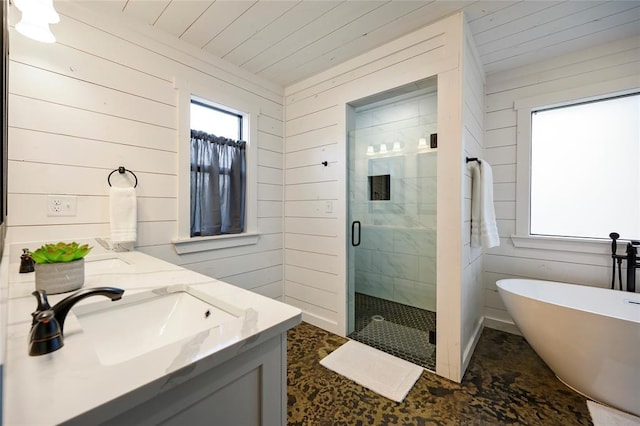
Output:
368 174 390 200
347 77 438 370
367 156 404 214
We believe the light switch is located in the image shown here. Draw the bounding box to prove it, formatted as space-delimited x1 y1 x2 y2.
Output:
325 200 333 213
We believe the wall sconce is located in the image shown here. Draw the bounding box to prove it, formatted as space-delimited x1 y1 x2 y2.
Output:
15 0 59 43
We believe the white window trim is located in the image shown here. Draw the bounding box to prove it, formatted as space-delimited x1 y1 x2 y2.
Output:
512 75 639 254
173 233 260 254
173 78 259 253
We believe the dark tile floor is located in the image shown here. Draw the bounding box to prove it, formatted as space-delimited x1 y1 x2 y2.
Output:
287 321 592 425
349 293 436 370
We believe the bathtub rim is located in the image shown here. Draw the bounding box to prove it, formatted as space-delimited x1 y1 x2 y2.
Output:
496 278 640 325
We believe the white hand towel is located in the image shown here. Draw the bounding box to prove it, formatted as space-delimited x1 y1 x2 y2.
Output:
469 160 500 249
109 186 137 244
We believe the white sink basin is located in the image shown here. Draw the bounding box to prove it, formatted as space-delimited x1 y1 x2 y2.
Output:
73 285 244 365
85 257 130 272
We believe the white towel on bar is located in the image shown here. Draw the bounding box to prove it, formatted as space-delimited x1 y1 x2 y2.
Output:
109 186 137 244
469 160 500 249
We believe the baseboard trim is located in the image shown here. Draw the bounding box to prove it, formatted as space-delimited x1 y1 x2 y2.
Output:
484 316 521 335
462 317 484 376
300 311 340 336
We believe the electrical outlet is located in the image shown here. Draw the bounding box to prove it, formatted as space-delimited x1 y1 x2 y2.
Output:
47 195 77 217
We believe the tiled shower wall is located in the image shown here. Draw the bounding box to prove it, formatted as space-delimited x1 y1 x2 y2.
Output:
351 91 437 311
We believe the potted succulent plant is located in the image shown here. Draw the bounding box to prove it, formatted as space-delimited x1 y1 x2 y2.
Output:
30 242 93 294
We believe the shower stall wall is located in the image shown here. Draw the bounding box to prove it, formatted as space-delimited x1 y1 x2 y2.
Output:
283 12 482 382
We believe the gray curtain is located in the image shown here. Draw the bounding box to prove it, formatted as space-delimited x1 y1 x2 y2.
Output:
190 130 246 237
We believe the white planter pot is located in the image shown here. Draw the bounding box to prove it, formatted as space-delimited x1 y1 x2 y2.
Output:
35 259 85 295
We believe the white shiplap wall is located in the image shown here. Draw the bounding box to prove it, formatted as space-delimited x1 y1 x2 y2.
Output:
483 35 640 330
284 13 480 382
461 21 485 373
7 2 285 299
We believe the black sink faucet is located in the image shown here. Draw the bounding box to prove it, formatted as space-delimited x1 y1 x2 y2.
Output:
29 287 124 356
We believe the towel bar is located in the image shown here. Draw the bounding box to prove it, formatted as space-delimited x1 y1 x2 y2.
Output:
107 166 138 188
466 157 481 164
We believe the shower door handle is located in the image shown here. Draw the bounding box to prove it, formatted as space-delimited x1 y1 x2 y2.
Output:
351 221 361 247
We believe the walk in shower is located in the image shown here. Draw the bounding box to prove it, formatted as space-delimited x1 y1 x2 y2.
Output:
347 78 438 371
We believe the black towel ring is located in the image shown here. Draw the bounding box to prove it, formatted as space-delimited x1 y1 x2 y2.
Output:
466 157 481 164
108 166 138 188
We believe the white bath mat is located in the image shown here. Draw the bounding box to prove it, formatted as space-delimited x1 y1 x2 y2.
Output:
588 401 640 426
319 340 422 402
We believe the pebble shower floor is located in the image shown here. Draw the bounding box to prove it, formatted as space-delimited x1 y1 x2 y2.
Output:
348 293 436 370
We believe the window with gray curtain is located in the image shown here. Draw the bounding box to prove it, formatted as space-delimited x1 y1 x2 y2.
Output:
190 130 246 237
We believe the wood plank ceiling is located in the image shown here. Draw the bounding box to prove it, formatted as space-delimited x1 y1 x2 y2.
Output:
81 0 640 87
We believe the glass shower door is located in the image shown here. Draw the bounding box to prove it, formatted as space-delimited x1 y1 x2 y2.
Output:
346 86 438 370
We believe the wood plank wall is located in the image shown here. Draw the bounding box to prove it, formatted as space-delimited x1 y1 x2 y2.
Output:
283 13 482 382
283 14 461 335
483 35 640 331
6 2 285 299
460 21 486 371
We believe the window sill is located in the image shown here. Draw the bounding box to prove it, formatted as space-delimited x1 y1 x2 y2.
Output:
511 234 614 255
173 233 260 254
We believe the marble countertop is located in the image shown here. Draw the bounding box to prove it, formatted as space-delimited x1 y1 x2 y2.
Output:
2 240 301 425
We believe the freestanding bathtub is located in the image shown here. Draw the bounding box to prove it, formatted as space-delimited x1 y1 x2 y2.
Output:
496 279 640 416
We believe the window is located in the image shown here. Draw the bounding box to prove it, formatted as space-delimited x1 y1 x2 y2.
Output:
190 98 246 237
191 100 242 140
173 81 258 254
529 93 639 240
513 79 640 253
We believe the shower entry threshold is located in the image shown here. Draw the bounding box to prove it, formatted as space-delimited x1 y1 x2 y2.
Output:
349 293 436 371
